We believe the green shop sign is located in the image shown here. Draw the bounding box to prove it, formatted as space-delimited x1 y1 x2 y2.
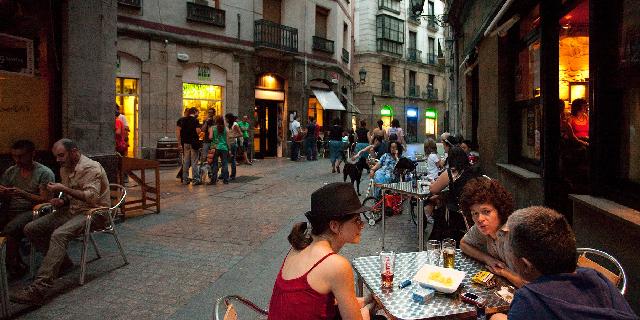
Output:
198 66 211 81
380 105 394 116
425 109 437 119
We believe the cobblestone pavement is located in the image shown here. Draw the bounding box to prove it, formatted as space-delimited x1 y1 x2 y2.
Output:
12 144 426 320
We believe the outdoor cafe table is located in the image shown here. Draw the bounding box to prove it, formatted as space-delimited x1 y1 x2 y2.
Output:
377 182 431 251
353 251 511 320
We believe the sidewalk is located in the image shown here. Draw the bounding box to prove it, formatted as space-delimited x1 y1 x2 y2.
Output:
13 146 424 320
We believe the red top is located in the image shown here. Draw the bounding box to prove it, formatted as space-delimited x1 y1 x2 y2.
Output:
268 252 338 320
570 115 589 138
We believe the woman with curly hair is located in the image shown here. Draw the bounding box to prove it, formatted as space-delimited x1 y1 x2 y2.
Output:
459 178 526 288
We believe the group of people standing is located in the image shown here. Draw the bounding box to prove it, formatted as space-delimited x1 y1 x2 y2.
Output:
289 114 322 162
176 107 252 185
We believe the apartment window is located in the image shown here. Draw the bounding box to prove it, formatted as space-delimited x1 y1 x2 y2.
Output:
428 1 434 15
378 0 400 14
343 22 348 49
382 65 391 82
409 31 417 48
409 71 417 97
428 74 434 88
376 14 404 55
315 6 329 38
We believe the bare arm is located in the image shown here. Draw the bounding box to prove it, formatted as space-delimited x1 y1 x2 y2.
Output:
490 313 508 320
330 258 366 320
429 170 449 194
460 239 526 288
175 126 181 142
369 160 382 178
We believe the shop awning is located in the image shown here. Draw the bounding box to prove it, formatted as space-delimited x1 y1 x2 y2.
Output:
312 89 346 111
346 99 361 114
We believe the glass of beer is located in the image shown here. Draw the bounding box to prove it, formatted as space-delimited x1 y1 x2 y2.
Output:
442 238 456 268
380 251 395 289
426 240 441 266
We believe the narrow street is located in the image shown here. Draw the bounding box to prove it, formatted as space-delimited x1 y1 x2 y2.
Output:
14 145 424 320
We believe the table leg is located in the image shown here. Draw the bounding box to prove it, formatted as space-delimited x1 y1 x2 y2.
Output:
0 238 8 319
356 274 363 297
418 198 424 251
381 189 386 251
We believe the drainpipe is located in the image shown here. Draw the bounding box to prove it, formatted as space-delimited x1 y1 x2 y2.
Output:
483 0 516 37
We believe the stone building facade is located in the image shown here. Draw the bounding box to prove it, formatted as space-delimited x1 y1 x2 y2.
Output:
353 0 449 143
116 0 356 159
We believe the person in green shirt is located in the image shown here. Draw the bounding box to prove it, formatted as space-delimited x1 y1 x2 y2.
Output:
208 116 230 184
0 140 55 278
237 115 252 165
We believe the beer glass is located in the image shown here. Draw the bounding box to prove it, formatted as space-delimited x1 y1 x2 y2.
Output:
442 238 456 268
426 240 441 265
380 251 395 289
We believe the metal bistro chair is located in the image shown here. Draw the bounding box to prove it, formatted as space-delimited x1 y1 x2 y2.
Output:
213 295 268 320
576 248 627 295
30 184 129 285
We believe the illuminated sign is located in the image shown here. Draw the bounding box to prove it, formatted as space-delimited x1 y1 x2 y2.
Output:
407 109 418 117
380 105 394 116
425 109 437 119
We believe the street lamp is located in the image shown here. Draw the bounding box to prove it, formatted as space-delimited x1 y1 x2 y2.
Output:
358 67 367 85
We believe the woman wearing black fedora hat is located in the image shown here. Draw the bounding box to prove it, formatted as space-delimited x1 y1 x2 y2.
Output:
268 182 381 320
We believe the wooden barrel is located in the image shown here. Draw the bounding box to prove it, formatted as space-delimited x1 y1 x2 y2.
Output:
156 137 180 167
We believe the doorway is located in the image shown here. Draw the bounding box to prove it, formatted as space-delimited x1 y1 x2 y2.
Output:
406 107 418 143
254 99 279 158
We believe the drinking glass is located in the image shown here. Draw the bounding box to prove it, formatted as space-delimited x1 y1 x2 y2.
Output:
380 251 395 289
426 240 441 265
442 238 456 268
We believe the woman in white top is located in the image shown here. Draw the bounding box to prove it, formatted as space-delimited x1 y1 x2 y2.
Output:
387 119 405 146
423 138 443 181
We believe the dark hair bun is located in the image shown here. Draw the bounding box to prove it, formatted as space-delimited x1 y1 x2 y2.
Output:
288 222 312 250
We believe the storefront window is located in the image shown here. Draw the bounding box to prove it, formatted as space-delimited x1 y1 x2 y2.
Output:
182 83 223 122
115 78 139 157
380 105 393 130
425 109 437 137
307 97 324 127
512 4 542 164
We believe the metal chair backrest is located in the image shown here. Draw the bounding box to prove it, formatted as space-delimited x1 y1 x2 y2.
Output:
213 295 268 320
102 184 126 225
576 248 627 295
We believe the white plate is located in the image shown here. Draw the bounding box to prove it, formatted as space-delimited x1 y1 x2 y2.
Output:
413 264 466 293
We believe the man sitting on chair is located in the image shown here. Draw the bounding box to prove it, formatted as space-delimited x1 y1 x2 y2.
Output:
490 206 637 320
11 138 110 305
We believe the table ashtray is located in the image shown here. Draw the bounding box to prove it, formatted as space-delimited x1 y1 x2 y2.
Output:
413 264 466 294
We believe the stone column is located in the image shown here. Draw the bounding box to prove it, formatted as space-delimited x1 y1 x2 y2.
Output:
60 0 118 178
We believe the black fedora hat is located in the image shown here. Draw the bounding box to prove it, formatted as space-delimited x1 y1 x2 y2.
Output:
306 182 369 220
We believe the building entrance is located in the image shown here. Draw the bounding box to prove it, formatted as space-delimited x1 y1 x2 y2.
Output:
406 107 418 143
254 99 279 158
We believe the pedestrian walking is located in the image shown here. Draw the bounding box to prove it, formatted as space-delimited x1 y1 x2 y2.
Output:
304 117 318 161
387 119 406 147
370 119 388 143
354 120 369 162
225 113 243 180
177 107 202 185
237 115 253 165
209 116 229 184
289 114 302 161
200 108 216 182
328 118 344 173
176 108 190 182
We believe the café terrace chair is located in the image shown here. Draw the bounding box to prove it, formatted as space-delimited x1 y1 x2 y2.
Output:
576 247 627 295
213 295 268 320
30 184 129 285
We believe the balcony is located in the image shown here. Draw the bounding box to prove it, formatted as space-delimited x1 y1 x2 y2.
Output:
425 53 437 65
377 39 403 56
407 8 420 24
426 15 439 31
312 36 334 54
117 0 141 8
407 48 421 62
423 88 439 100
381 81 395 96
187 2 225 27
342 48 350 64
378 0 400 14
254 19 298 53
408 85 420 97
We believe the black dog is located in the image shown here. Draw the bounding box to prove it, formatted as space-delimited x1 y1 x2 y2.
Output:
343 157 366 195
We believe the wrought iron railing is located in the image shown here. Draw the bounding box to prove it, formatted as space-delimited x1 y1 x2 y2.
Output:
381 81 395 96
342 48 350 64
425 53 437 65
118 0 142 8
187 2 225 27
407 48 421 62
408 85 420 97
254 19 298 53
312 36 334 53
426 15 439 31
423 88 439 100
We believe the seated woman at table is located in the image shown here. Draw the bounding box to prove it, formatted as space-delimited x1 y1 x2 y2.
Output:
268 182 380 320
368 141 403 197
426 146 478 242
459 178 526 288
